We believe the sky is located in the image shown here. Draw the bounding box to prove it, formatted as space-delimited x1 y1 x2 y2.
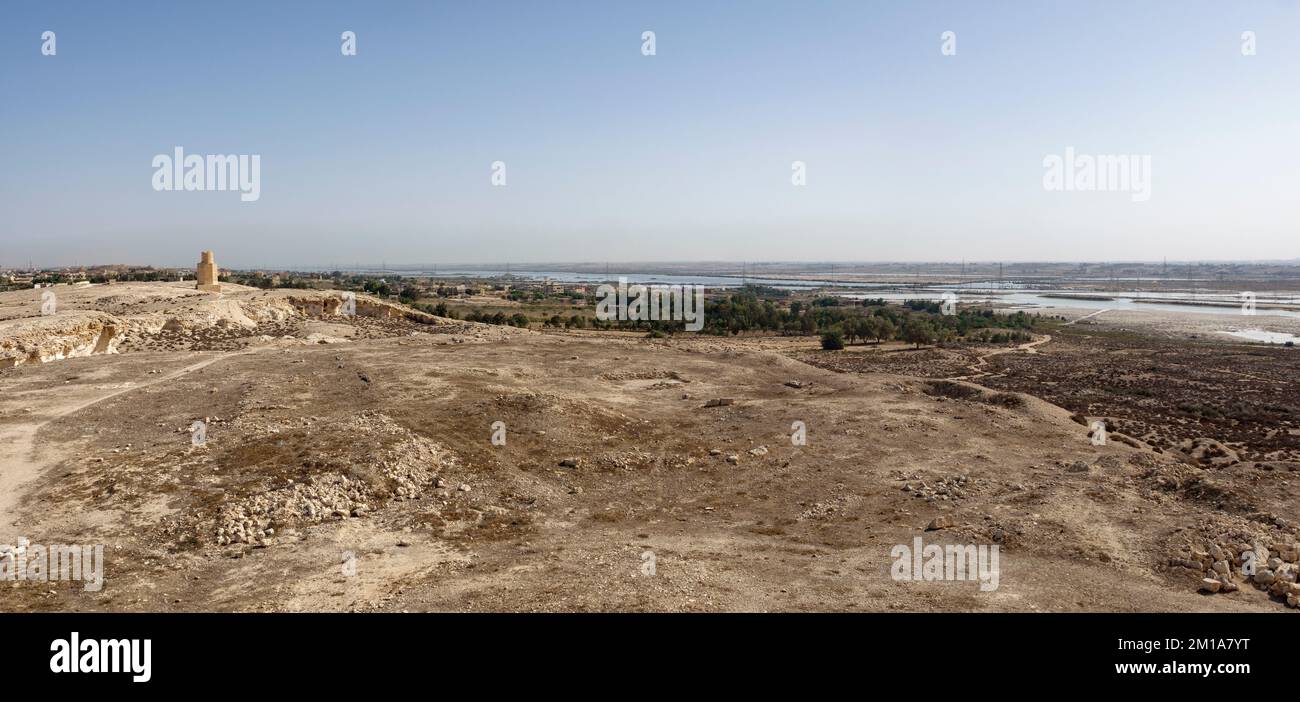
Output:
1 0 1298 269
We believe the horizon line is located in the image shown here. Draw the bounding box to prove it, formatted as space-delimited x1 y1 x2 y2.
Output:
9 258 1300 271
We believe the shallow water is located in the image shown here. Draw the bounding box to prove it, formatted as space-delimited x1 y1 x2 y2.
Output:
338 266 1300 319
840 289 1300 319
1218 330 1300 344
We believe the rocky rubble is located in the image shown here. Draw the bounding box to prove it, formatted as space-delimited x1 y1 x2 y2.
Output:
1169 530 1300 608
899 472 974 504
210 414 460 547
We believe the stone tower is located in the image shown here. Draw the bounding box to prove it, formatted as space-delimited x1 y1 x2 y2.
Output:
196 250 221 292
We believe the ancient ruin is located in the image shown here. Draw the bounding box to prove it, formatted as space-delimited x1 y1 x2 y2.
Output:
196 250 221 292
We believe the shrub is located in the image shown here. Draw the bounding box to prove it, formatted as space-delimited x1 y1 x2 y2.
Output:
985 392 1025 408
820 330 845 350
923 381 981 400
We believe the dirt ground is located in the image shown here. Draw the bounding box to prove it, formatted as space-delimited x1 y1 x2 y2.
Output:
1 286 1297 612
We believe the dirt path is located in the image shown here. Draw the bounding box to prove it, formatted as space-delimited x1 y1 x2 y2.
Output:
1063 308 1110 326
0 350 249 528
947 334 1051 381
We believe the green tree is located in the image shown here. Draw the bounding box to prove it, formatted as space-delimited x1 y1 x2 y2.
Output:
820 329 845 350
902 319 936 348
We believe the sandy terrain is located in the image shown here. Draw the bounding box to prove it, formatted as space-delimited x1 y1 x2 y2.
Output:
1 284 1297 612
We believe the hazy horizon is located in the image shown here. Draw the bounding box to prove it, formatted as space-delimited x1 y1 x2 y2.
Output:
4 1 1298 267
10 257 1300 273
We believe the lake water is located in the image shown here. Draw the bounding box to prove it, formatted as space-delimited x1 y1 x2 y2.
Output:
1219 330 1300 344
838 289 1300 319
347 267 1300 320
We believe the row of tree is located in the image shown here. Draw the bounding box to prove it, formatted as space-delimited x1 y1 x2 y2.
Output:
415 289 1042 346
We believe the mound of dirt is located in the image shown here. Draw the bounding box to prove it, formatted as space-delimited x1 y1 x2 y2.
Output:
209 412 460 547
0 311 122 368
0 283 524 367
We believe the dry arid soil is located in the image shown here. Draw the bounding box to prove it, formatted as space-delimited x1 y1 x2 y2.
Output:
2 283 1298 612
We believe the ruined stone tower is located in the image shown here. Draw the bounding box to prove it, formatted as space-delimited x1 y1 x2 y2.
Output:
196 250 221 292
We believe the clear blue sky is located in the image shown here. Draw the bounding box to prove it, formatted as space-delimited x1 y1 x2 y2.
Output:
2 0 1297 268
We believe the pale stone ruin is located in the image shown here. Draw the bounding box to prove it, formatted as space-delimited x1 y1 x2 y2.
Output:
196 250 221 292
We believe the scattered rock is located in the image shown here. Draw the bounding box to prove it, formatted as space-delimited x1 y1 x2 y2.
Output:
926 515 953 531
